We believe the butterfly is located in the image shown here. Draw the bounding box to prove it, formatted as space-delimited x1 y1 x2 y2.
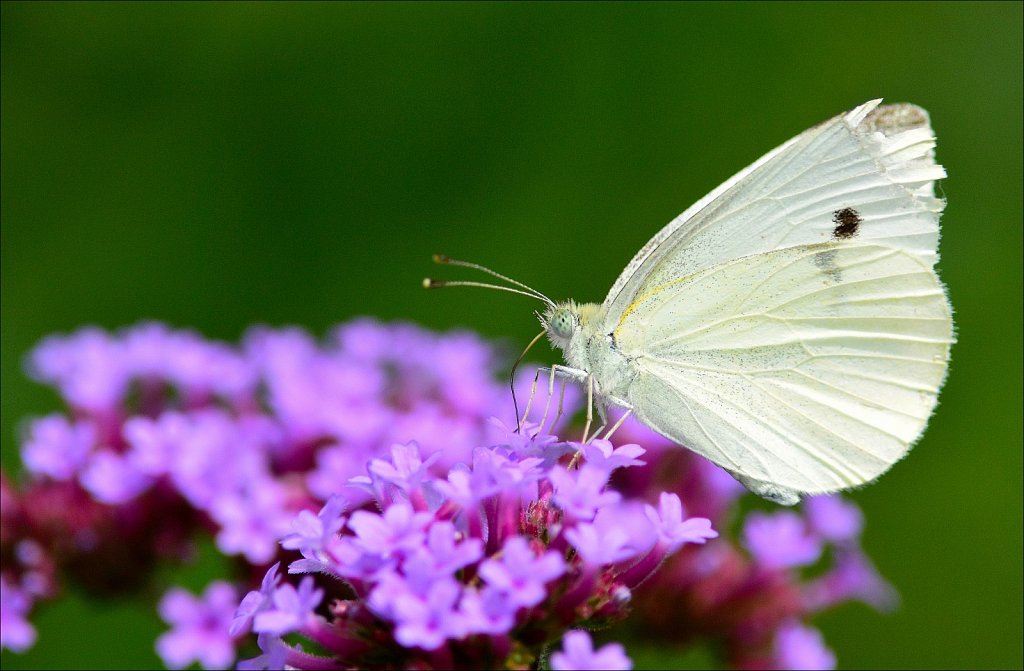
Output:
428 99 953 505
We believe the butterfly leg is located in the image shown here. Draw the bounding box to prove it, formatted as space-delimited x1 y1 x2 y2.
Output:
549 376 569 435
569 380 604 469
581 375 598 444
586 406 610 445
526 365 588 436
601 408 634 442
518 367 545 432
533 365 560 438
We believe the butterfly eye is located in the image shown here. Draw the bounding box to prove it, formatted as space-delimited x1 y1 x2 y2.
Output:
549 309 575 339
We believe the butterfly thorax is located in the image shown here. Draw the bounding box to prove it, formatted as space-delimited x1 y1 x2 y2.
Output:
542 300 637 406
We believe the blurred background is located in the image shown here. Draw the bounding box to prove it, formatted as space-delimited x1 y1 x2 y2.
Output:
2 2 1020 669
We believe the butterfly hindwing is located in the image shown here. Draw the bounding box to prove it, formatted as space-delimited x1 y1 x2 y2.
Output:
617 242 952 497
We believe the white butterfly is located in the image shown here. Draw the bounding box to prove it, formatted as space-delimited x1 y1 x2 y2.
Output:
429 99 953 505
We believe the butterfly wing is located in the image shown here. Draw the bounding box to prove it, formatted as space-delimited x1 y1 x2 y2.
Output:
601 99 945 333
615 243 953 503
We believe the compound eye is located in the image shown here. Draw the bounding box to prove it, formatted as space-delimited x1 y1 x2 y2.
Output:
550 309 575 339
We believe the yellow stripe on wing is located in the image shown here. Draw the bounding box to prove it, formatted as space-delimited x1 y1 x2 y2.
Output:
613 273 696 339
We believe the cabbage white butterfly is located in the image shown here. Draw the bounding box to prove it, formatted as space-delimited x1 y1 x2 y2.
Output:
428 99 953 505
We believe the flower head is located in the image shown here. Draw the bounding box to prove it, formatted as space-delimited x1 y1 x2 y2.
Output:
156 582 239 669
5 319 895 669
743 510 823 570
551 630 632 671
773 621 836 670
478 536 565 608
0 576 37 653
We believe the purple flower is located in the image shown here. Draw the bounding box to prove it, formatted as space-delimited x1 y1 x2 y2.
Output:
307 443 381 505
126 410 274 510
431 331 504 416
78 449 153 504
743 510 823 570
347 501 433 559
210 479 294 565
367 442 440 494
281 497 348 574
12 541 52 599
550 465 621 521
122 413 189 476
369 569 468 650
550 630 632 671
390 578 463 650
28 327 127 411
806 549 899 612
644 492 718 551
432 465 490 508
326 536 398 581
468 446 546 500
804 495 864 545
365 568 412 620
0 576 37 653
231 564 281 636
252 576 323 636
383 403 480 468
455 586 516 635
20 416 95 481
237 633 289 671
245 327 388 445
402 522 484 582
7 319 898 670
477 536 565 608
566 504 657 566
333 318 393 361
579 439 646 471
773 621 836 670
155 328 256 401
155 582 238 669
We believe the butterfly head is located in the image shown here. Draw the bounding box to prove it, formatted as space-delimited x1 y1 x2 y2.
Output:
543 304 578 346
541 301 602 352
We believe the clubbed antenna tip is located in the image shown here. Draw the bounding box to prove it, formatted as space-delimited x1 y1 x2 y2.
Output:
423 254 555 308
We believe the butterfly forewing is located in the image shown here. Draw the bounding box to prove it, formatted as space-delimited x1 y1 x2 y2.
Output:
601 100 945 335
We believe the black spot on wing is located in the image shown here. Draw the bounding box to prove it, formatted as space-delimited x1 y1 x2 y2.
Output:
832 207 861 239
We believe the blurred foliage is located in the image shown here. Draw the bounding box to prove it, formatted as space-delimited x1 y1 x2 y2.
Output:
2 2 1021 669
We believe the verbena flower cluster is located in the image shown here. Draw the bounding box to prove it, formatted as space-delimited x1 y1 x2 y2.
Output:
0 320 896 669
229 435 715 669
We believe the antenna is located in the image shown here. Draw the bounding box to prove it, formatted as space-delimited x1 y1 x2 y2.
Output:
424 254 555 309
422 278 548 302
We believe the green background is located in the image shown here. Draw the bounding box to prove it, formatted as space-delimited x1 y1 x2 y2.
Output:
2 2 1021 669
